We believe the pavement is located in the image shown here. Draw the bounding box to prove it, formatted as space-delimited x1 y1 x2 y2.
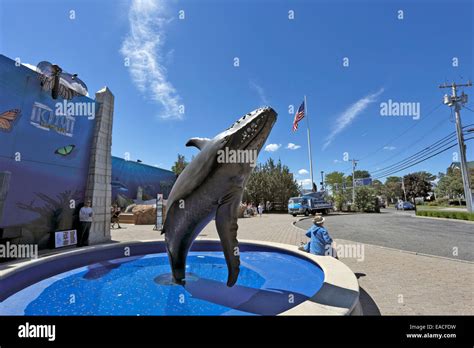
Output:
295 208 474 261
111 213 474 315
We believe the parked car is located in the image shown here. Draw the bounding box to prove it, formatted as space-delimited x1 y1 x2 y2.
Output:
396 201 415 210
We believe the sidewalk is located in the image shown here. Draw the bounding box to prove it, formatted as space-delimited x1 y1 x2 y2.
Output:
111 214 473 315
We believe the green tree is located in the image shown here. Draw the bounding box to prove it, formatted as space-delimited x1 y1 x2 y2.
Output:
171 154 188 176
354 186 377 212
435 167 464 204
333 191 347 211
403 171 434 208
243 158 300 207
384 176 404 204
372 179 384 196
325 171 345 193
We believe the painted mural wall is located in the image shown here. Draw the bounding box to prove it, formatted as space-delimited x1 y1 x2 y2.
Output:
111 156 176 205
0 55 96 248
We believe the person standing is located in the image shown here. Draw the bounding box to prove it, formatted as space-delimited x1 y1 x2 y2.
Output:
257 203 264 217
78 199 93 247
111 204 122 229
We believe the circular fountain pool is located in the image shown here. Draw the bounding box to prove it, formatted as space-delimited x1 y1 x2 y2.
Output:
0 240 360 315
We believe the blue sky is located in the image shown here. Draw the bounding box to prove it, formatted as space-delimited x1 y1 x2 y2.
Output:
1 0 472 188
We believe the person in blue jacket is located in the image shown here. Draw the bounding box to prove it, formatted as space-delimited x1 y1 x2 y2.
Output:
299 215 335 257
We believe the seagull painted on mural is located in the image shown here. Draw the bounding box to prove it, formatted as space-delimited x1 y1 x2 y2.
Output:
36 61 88 100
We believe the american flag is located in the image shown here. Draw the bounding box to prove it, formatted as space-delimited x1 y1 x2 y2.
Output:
292 101 305 131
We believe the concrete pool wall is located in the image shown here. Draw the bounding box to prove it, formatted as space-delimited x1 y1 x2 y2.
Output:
0 239 361 315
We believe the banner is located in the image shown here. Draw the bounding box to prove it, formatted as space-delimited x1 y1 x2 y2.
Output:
54 229 77 248
155 193 164 231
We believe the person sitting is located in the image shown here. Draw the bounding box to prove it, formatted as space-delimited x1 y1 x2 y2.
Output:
299 215 335 257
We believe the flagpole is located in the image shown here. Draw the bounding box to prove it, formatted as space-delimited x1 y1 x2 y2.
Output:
304 95 315 191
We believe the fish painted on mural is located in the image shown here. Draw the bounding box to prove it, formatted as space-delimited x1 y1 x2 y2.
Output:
111 181 129 192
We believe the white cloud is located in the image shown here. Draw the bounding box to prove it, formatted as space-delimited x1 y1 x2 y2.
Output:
299 179 313 188
333 159 342 163
121 0 181 120
298 169 309 175
383 146 396 151
286 143 301 150
264 143 281 152
249 80 269 105
322 88 384 150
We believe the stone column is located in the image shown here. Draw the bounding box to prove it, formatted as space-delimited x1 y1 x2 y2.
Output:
85 87 114 245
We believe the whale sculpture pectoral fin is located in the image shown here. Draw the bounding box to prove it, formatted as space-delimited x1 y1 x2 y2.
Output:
185 137 211 150
215 191 242 287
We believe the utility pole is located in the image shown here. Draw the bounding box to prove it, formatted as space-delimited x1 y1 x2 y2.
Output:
401 176 407 202
440 81 473 213
351 159 359 204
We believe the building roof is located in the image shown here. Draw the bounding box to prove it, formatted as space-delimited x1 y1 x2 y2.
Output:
450 161 474 170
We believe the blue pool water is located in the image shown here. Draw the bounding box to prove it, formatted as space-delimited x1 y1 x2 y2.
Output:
0 251 325 315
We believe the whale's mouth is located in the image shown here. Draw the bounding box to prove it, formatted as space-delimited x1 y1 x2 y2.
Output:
220 107 277 152
241 109 277 151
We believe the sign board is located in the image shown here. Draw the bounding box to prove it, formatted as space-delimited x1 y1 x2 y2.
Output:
155 193 164 231
355 178 372 187
54 229 77 248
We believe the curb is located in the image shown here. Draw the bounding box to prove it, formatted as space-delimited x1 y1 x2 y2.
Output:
412 214 474 224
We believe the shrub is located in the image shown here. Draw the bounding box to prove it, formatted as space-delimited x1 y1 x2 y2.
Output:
434 197 449 206
333 192 346 211
354 186 377 212
416 210 474 221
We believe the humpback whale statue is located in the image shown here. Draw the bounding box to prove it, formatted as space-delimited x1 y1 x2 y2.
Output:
163 107 277 287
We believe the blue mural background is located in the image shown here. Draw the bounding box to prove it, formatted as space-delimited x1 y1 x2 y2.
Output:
111 156 175 203
0 55 96 247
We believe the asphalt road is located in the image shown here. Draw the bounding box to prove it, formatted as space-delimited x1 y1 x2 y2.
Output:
295 208 474 261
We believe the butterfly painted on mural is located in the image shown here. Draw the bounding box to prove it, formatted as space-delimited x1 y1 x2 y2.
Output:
36 61 88 100
0 109 21 132
55 145 76 157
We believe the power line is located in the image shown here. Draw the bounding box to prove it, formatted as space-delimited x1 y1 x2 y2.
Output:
372 138 458 178
359 103 443 163
333 102 443 174
372 136 474 180
366 116 450 170
370 124 473 175
464 105 474 113
372 129 471 178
